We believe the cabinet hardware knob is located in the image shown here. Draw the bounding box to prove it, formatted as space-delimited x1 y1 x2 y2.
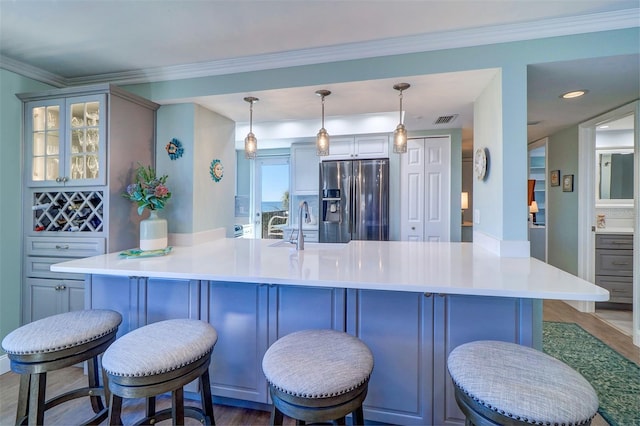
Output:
55 244 70 250
62 176 69 182
55 177 62 183
437 293 445 297
424 292 432 297
59 285 66 290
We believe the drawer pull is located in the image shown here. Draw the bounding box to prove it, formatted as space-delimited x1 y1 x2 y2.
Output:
612 261 629 266
610 241 631 245
55 244 70 250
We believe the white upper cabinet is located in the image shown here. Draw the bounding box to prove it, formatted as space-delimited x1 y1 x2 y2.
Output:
290 143 320 195
323 135 389 160
25 94 107 187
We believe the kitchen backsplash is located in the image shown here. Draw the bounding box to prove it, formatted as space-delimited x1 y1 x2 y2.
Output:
595 207 634 230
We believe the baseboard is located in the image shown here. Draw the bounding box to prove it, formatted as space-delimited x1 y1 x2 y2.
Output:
0 354 10 375
564 300 595 313
168 227 226 247
472 231 531 257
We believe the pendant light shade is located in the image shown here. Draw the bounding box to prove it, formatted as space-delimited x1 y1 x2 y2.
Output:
393 83 410 154
315 90 331 156
244 96 259 159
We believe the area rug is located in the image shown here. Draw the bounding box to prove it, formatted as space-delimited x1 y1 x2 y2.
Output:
543 321 640 426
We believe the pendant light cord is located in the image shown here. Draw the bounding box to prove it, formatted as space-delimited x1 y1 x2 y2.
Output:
399 90 404 124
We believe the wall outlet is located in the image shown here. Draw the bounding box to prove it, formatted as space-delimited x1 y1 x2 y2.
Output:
474 209 480 224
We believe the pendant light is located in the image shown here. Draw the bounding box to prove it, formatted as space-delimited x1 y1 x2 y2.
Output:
244 96 259 159
393 83 410 154
315 90 331 156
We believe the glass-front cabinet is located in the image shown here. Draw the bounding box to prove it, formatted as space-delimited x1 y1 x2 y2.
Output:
26 94 106 187
18 83 159 324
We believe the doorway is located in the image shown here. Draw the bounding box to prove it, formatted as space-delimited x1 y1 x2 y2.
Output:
250 156 290 239
577 100 638 347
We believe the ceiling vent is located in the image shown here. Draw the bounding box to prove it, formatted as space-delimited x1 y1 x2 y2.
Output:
433 114 458 125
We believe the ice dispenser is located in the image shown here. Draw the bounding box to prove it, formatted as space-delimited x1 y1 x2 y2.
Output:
322 189 341 223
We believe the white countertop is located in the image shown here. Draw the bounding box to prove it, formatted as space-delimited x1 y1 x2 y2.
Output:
595 227 634 234
51 239 609 302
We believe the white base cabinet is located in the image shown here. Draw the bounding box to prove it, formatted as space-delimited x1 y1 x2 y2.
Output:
85 275 536 424
25 278 84 322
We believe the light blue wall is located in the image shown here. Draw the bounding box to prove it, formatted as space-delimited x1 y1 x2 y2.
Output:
157 104 236 236
157 104 196 233
548 125 580 275
0 70 53 353
124 28 639 245
473 72 505 239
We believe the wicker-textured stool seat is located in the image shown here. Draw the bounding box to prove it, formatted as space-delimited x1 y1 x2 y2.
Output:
1 309 122 425
447 340 599 426
102 318 218 425
262 329 374 426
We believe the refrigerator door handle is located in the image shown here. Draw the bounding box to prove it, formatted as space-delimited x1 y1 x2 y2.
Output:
348 175 353 234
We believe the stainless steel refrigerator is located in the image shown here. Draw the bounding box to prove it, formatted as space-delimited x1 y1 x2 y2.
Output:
319 159 389 243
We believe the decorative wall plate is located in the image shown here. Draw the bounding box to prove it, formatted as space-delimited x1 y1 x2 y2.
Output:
210 159 223 182
165 138 184 160
474 147 488 180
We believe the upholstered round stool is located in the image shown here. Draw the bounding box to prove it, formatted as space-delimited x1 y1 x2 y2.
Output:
1 309 122 425
102 318 218 425
447 340 599 426
262 329 374 425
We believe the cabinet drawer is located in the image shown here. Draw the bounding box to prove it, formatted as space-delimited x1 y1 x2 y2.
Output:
25 256 83 280
26 236 105 257
595 234 633 250
595 275 633 304
595 249 633 277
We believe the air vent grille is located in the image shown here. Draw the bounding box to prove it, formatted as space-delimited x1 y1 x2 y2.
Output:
434 114 458 125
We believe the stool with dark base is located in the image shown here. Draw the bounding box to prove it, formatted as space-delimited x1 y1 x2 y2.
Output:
1 309 122 425
262 329 374 426
447 340 599 426
102 318 218 425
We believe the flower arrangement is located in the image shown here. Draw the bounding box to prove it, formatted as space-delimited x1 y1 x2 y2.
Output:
123 164 172 215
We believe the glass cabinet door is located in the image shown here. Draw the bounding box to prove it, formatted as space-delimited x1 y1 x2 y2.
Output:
68 97 105 184
26 94 106 187
29 100 62 185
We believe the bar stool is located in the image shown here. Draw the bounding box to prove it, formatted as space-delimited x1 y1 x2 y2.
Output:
262 329 374 425
1 309 122 425
447 340 599 426
101 318 218 425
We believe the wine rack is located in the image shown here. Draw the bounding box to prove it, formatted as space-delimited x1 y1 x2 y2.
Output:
33 191 104 232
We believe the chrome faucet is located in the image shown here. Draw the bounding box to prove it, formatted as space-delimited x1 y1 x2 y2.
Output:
297 201 311 250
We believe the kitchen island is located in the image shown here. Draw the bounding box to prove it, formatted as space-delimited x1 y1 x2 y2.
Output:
52 238 608 425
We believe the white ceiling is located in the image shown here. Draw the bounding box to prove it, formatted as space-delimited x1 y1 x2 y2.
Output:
1 1 638 152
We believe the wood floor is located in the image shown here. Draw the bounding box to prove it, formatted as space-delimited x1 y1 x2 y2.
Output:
0 300 636 425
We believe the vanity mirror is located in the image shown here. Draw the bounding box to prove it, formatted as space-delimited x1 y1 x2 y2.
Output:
595 112 634 207
596 148 634 205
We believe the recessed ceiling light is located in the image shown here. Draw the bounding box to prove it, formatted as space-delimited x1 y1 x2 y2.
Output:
560 90 588 99
598 125 609 129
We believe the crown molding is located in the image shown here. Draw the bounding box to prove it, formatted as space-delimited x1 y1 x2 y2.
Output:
3 8 638 88
0 55 67 87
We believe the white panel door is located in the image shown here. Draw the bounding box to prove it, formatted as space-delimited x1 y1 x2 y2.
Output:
401 140 424 241
400 136 451 242
425 137 451 242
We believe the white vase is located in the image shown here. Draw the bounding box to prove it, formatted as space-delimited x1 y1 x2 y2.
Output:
139 210 168 251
